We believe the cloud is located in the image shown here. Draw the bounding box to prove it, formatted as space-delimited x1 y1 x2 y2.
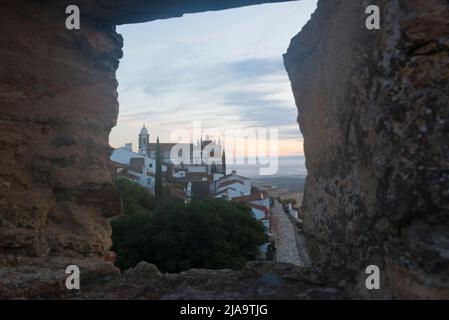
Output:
117 57 300 135
226 58 286 79
110 0 318 154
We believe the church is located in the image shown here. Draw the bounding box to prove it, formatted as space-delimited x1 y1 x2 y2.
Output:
136 124 227 177
109 126 269 250
110 125 227 195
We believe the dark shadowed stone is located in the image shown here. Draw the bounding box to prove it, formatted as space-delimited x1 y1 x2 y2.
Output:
53 134 76 147
124 262 162 277
260 272 283 287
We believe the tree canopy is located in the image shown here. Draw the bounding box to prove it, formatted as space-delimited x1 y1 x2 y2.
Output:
114 178 156 215
111 196 267 273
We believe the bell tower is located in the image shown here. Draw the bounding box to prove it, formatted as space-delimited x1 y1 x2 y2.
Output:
138 124 150 157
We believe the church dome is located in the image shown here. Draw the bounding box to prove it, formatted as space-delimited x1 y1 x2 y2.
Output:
140 125 148 135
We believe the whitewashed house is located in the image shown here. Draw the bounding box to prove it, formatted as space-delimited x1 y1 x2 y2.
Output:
213 170 251 199
111 147 155 172
111 146 163 192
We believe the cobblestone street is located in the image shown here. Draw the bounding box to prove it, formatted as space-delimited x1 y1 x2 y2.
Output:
272 200 310 267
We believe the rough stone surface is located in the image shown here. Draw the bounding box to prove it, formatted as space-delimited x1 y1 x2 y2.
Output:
0 0 123 263
56 261 344 300
1 0 448 299
271 200 306 266
52 0 294 25
284 0 449 299
0 256 119 299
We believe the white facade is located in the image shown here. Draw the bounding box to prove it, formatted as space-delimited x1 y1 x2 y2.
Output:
186 165 207 173
111 147 155 173
216 180 250 198
251 207 266 220
214 170 251 198
172 169 186 178
215 187 244 199
116 169 154 191
112 147 168 173
111 146 166 192
248 198 270 209
128 169 155 190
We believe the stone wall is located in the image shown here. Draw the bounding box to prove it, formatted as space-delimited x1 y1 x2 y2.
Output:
0 0 294 299
0 0 447 299
284 0 449 298
0 0 123 261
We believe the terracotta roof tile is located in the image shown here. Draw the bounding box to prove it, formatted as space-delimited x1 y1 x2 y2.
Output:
231 192 268 203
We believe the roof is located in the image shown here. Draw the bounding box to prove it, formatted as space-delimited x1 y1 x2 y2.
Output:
140 125 148 135
232 192 268 203
117 172 139 181
223 173 249 180
111 147 144 164
215 187 237 196
109 160 128 169
148 143 181 151
172 172 210 182
218 179 244 188
246 203 268 212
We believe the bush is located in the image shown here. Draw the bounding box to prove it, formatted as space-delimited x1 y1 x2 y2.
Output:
111 198 267 272
114 178 156 215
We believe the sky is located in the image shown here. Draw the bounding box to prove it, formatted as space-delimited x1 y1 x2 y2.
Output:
109 0 317 159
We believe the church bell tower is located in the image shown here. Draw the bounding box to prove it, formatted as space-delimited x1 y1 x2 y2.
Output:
138 124 150 157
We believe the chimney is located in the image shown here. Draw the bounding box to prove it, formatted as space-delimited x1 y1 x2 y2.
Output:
124 143 132 151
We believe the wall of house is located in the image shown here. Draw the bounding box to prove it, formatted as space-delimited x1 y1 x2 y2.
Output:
251 208 266 220
111 148 155 173
217 182 251 197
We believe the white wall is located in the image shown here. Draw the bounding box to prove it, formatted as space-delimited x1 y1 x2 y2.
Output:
250 198 270 209
187 165 207 173
215 173 251 196
251 207 265 220
128 169 155 191
173 170 186 178
218 182 250 197
111 147 156 174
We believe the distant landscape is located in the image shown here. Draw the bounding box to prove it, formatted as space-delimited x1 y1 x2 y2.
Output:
228 155 307 193
251 175 305 193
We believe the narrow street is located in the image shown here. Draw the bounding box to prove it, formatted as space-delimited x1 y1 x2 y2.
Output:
271 200 310 267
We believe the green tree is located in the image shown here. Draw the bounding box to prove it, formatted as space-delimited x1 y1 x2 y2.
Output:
111 198 267 272
154 136 163 197
114 178 156 215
